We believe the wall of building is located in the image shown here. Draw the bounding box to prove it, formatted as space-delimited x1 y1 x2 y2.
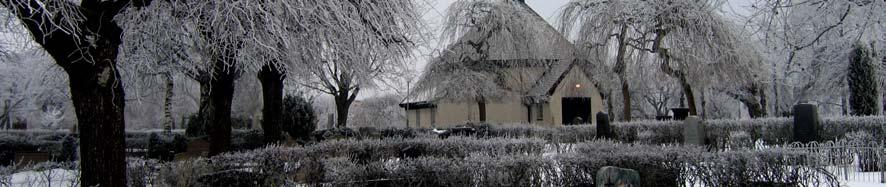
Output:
406 108 436 128
549 67 604 125
403 66 603 127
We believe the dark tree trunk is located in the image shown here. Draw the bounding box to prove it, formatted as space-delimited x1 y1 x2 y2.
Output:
200 61 238 156
9 5 129 187
620 79 632 121
334 93 354 128
680 77 699 116
258 65 285 144
614 24 631 121
606 91 614 121
64 59 127 187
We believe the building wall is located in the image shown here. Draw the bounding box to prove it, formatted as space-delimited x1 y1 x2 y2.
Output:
404 67 603 127
548 67 604 125
406 108 429 128
485 100 528 124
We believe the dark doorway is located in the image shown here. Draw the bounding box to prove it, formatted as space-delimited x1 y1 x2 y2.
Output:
562 97 592 125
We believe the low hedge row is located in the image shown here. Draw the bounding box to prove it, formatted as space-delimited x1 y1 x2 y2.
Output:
444 116 884 149
132 140 837 187
0 129 266 165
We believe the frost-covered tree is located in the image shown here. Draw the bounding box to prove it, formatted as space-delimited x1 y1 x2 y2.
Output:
350 94 407 128
561 0 763 117
0 0 159 185
418 0 558 121
277 0 422 129
124 0 252 155
747 0 886 116
848 42 880 116
0 49 71 129
560 0 650 121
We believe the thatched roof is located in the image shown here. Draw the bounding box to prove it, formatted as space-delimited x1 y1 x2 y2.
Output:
403 1 582 106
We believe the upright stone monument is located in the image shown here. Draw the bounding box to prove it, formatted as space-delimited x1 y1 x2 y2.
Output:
596 112 611 139
683 116 705 145
793 103 821 143
596 166 640 187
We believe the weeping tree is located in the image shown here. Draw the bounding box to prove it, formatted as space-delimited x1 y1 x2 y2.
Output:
561 0 762 117
0 0 160 185
418 0 559 121
560 0 648 121
848 42 880 116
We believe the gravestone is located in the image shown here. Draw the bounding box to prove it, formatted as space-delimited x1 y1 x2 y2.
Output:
14 151 50 165
596 166 640 187
596 112 611 139
792 103 820 143
683 116 705 145
671 108 690 120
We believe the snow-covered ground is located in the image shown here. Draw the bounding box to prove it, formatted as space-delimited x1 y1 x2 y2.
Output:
6 169 78 187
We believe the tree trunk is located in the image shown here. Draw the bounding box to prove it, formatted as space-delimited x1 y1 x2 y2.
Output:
3 1 143 185
742 98 766 118
334 95 352 128
258 65 285 144
615 24 631 121
163 73 175 129
62 53 126 187
679 77 699 116
620 79 632 121
200 61 238 156
606 91 614 121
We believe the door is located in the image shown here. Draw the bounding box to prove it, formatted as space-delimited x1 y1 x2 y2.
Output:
562 97 592 125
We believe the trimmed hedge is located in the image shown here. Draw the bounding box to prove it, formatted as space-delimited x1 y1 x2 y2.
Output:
147 139 836 187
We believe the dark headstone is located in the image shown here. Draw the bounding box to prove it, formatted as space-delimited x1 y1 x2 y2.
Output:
14 151 50 165
683 116 705 145
197 170 279 187
596 166 640 187
792 103 820 143
671 108 690 120
596 112 611 139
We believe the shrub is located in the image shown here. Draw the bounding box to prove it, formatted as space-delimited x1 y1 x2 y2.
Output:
146 132 187 161
231 130 265 151
282 95 316 142
184 113 207 138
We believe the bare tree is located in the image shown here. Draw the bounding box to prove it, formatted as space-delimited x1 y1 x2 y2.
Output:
0 0 160 185
746 0 885 116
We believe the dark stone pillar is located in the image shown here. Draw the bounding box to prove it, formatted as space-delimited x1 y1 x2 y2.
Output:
792 103 821 143
596 112 611 139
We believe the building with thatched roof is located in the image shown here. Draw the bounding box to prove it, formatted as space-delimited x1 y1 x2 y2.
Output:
400 1 603 128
